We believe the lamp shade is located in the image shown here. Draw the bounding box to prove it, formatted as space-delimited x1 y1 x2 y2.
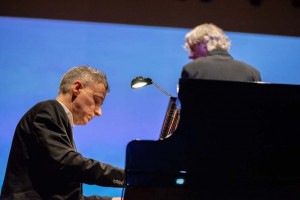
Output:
131 76 153 88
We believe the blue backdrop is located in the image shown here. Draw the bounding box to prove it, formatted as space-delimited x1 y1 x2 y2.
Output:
1 16 300 197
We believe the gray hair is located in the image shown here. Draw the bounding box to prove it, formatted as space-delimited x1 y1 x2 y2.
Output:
184 23 231 52
58 65 109 94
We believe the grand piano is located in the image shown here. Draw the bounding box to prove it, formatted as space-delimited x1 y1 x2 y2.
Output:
123 79 300 200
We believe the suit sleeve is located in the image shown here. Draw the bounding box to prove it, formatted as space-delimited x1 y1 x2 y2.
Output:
181 66 190 79
32 102 125 187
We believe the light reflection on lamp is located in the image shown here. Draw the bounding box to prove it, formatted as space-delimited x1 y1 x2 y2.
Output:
131 76 173 98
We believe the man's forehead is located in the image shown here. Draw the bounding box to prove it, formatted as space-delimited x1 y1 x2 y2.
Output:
96 83 108 94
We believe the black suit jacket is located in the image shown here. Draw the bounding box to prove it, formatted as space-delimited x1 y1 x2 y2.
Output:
181 48 261 82
1 100 124 200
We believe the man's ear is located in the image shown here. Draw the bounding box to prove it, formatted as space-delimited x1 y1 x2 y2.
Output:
72 81 83 96
203 41 208 50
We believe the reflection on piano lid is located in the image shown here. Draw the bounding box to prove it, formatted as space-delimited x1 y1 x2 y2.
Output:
124 79 300 200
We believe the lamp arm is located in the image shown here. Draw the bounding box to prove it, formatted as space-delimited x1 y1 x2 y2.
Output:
152 82 173 98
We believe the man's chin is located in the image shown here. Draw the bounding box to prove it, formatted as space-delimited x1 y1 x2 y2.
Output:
74 120 89 126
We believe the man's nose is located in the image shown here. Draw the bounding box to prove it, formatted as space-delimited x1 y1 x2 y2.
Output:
95 107 102 116
189 53 195 60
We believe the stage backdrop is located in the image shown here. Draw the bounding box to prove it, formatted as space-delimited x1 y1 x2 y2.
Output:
1 16 300 197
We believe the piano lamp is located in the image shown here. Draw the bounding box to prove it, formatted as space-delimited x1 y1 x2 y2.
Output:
131 76 173 98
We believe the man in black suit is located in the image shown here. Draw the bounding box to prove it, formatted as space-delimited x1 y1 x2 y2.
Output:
1 66 125 200
181 23 261 82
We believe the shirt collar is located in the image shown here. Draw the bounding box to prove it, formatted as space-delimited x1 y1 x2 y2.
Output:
56 100 74 127
208 48 232 58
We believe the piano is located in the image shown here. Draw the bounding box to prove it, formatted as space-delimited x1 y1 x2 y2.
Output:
124 79 300 200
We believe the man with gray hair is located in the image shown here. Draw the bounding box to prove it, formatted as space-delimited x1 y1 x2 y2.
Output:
181 23 261 82
1 66 125 200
